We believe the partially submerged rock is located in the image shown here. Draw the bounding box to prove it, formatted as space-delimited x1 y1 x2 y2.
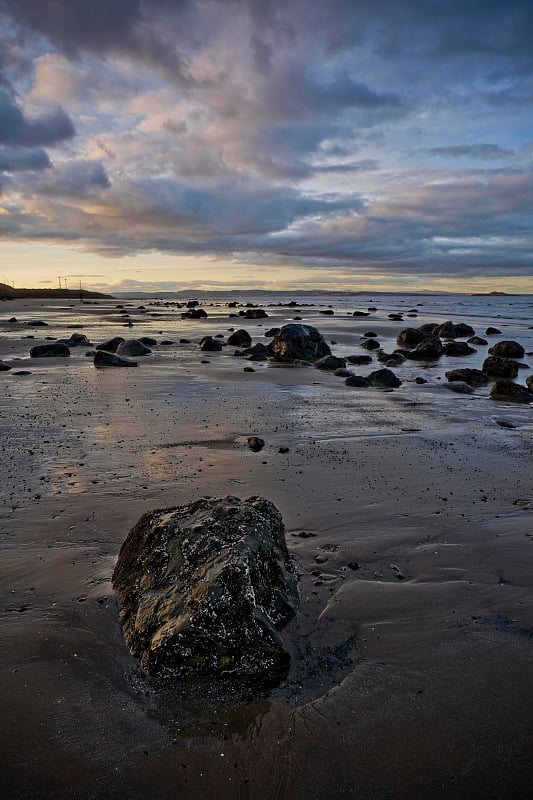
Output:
406 336 443 361
113 496 298 686
315 355 346 370
200 336 223 352
96 337 125 353
482 356 519 379
445 368 489 387
117 339 152 357
368 368 402 388
268 324 331 362
488 340 525 359
227 329 252 347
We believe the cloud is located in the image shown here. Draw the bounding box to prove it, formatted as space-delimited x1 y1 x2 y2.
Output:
0 145 51 171
0 89 75 146
427 144 515 159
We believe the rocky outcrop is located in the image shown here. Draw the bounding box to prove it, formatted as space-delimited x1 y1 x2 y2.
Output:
112 496 298 686
30 342 70 358
94 351 138 367
396 328 426 348
268 324 331 362
433 321 456 339
488 341 525 359
445 368 489 387
482 356 519 379
490 380 533 404
227 329 252 347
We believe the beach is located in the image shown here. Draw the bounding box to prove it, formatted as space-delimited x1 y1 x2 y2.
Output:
1 293 532 799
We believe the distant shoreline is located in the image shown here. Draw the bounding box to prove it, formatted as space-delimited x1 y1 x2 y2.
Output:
0 283 113 300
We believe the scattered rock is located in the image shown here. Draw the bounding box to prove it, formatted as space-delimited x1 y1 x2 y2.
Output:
482 356 519 379
200 336 223 352
96 337 125 353
397 328 427 348
333 368 354 378
443 381 475 394
486 327 501 335
488 341 525 359
94 351 138 368
352 311 370 317
227 329 252 347
0 360 12 371
112 496 298 686
268 324 331 362
445 368 489 387
490 380 533 404
243 308 268 319
315 355 347 370
30 342 70 358
247 436 265 452
407 336 443 360
527 375 533 392
265 328 280 338
442 341 476 356
138 337 158 346
361 338 380 350
468 336 488 346
345 375 370 387
278 446 290 454
182 308 208 319
415 377 428 384
433 321 456 339
117 339 152 357
363 331 377 338
26 320 48 327
243 366 255 373
368 368 402 389
454 323 476 338
179 338 191 344
319 309 334 315
346 354 372 365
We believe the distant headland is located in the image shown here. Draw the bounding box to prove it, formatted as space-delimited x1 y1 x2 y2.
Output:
0 282 113 300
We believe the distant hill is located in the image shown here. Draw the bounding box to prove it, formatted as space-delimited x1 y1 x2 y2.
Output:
0 283 113 300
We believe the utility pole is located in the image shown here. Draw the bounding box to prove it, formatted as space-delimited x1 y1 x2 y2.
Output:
58 276 62 289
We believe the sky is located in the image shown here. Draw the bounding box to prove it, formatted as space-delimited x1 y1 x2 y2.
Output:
0 0 532 294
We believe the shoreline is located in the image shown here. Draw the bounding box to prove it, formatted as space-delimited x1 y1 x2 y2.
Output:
1 295 532 799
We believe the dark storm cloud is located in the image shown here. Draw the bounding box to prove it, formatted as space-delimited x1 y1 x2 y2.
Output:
0 144 50 171
22 160 111 197
0 89 75 146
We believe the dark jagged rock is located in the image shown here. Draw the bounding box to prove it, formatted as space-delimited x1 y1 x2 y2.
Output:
482 356 519 379
117 339 152 357
488 341 525 359
443 381 474 394
227 329 252 347
265 327 280 338
526 375 533 392
454 323 476 338
319 309 334 315
315 355 346 370
445 369 489 387
361 338 380 351
268 324 331 362
345 375 370 387
96 337 125 353
346 354 372 365
139 336 158 347
200 336 223 352
442 341 476 356
353 310 370 316
112 496 298 685
396 328 426 348
30 342 70 358
94 351 138 368
377 351 406 364
468 336 488 346
0 360 12 371
486 327 501 335
363 331 377 338
333 368 354 378
490 380 533 404
368 368 402 388
407 336 443 361
247 436 265 452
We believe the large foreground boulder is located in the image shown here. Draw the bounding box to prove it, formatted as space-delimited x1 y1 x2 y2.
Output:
482 356 519 379
268 324 331 362
488 340 525 359
113 496 298 686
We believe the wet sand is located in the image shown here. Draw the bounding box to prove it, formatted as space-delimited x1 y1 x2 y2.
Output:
1 297 532 799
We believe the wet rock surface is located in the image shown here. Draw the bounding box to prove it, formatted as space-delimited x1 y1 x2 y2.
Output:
482 356 519 379
113 496 298 687
489 380 533 404
29 342 70 358
94 351 138 367
488 340 525 359
268 324 331 362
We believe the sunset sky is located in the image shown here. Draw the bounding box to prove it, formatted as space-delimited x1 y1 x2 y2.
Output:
0 0 532 293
